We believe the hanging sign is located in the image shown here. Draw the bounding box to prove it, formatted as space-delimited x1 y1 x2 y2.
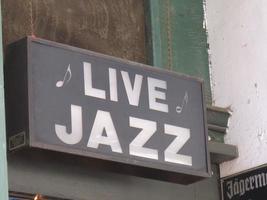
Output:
5 37 210 184
221 166 267 200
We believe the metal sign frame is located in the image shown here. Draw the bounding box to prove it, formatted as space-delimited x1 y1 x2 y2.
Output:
5 37 211 184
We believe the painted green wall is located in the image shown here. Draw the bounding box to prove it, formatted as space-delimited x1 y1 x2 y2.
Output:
145 0 211 103
0 0 9 198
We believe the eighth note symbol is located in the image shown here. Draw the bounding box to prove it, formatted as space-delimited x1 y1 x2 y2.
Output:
56 64 72 88
176 92 188 114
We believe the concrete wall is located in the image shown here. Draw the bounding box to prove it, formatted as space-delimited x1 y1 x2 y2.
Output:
2 0 146 63
206 0 267 177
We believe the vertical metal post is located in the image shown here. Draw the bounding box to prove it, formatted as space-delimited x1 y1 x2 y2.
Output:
0 0 9 199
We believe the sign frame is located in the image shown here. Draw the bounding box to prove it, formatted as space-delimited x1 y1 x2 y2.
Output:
5 36 211 184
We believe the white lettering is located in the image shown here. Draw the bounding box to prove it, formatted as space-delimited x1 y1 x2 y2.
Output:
147 77 168 113
233 179 239 195
227 181 233 199
121 71 143 106
83 62 106 99
249 176 254 190
129 117 158 160
109 68 118 102
164 124 192 166
87 110 122 153
245 178 250 191
55 104 83 145
239 180 245 196
262 173 267 186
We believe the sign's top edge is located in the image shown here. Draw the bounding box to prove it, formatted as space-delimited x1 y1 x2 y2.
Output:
25 36 204 84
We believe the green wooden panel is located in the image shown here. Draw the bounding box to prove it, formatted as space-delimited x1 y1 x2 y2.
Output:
145 0 211 104
0 0 9 198
207 106 231 128
208 129 224 143
145 0 168 68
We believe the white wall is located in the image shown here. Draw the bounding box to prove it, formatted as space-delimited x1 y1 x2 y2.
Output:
206 0 267 177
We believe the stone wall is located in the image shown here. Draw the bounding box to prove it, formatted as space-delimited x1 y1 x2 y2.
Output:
2 0 146 63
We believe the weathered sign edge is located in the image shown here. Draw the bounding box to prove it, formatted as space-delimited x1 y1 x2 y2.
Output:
23 36 211 180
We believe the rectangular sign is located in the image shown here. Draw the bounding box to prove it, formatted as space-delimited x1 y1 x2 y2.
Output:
5 37 210 184
221 166 267 200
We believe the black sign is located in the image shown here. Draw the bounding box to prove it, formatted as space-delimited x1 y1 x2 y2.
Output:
221 166 267 200
5 37 210 184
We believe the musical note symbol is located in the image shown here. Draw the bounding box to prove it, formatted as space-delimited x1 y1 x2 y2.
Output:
176 92 188 114
56 64 72 88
